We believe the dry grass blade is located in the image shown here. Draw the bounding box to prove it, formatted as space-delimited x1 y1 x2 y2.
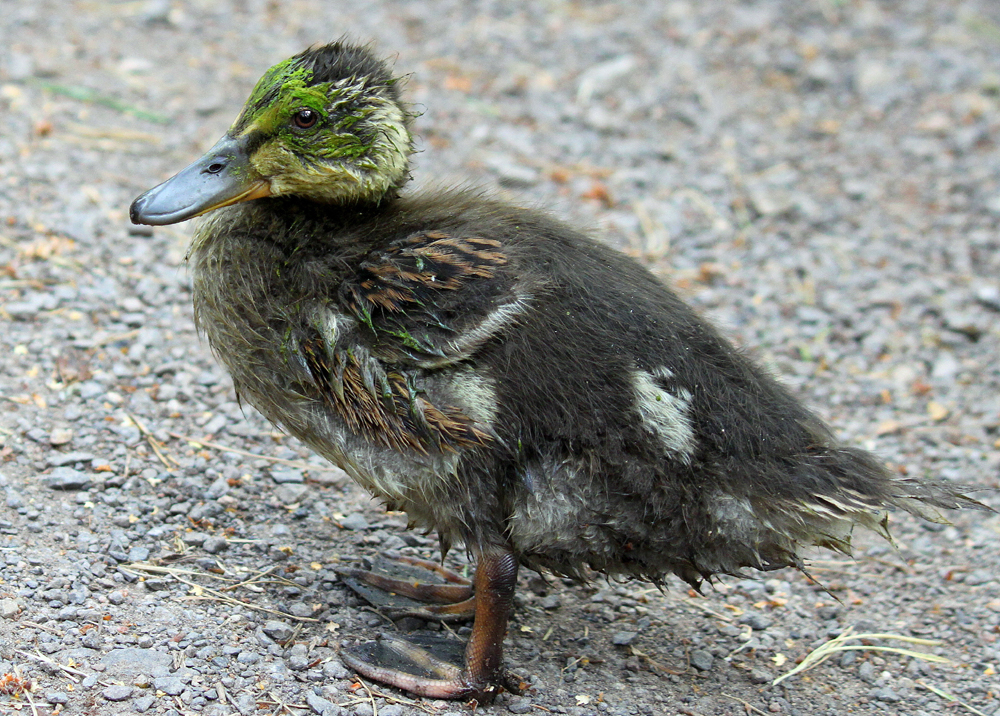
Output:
122 562 237 583
773 627 948 685
126 412 179 469
121 562 319 622
916 680 990 716
354 677 379 716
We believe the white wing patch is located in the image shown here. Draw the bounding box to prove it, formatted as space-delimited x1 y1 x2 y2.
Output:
633 367 696 462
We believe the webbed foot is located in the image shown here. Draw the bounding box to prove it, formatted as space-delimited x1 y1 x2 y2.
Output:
338 552 476 620
339 549 522 703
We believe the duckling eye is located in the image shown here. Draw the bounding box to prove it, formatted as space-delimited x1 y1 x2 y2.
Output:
292 109 319 129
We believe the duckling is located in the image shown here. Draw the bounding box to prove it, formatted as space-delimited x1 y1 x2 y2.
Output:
131 41 990 703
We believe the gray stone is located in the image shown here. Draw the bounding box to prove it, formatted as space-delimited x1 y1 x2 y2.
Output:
305 690 338 715
739 612 772 630
263 620 294 642
748 667 773 684
322 658 350 679
102 684 134 701
1 598 19 619
964 569 994 587
153 676 185 695
690 649 714 671
872 686 900 702
338 513 369 531
859 660 876 683
41 467 92 490
47 451 96 467
107 590 126 605
101 648 174 678
129 546 151 562
45 692 69 705
134 694 156 712
611 631 637 646
202 536 228 554
5 489 25 509
508 696 533 714
271 468 305 484
274 483 309 504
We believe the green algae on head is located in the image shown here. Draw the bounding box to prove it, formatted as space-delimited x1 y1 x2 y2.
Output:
232 42 413 203
130 42 412 226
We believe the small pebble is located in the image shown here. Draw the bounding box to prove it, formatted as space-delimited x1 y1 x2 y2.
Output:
690 649 714 671
507 696 533 714
41 467 92 491
134 694 157 713
271 468 305 484
739 613 772 630
749 667 773 684
611 631 637 646
338 513 369 531
49 428 74 445
1 598 19 619
202 536 228 554
102 684 134 701
872 686 900 702
263 620 294 642
305 691 337 715
859 661 876 683
153 676 185 695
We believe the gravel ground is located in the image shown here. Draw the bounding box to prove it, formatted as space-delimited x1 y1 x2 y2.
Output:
2 1 999 715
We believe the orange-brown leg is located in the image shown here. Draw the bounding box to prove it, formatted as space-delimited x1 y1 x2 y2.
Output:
340 549 522 702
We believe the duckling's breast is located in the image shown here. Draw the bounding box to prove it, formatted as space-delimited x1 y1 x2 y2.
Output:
185 210 497 541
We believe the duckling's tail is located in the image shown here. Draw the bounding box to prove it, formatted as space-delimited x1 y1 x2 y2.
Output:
754 445 994 557
695 446 994 583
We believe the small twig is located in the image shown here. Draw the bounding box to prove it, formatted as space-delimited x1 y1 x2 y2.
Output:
266 691 305 715
20 621 65 636
629 646 685 675
127 413 178 468
169 432 340 472
15 650 83 683
721 693 769 715
24 686 41 716
170 572 319 623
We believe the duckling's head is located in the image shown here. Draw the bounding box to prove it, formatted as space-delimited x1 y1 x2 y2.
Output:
131 42 412 225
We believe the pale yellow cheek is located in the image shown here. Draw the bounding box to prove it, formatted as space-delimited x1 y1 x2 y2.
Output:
250 143 294 177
